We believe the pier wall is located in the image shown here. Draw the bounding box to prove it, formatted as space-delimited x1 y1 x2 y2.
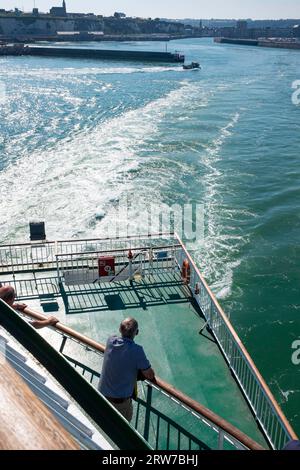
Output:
0 44 185 62
258 40 300 49
214 37 300 50
26 47 184 62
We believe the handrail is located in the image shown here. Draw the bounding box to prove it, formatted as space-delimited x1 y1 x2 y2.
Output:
0 232 176 249
0 242 180 273
22 306 265 450
174 233 298 443
0 300 150 451
23 307 105 353
55 244 180 258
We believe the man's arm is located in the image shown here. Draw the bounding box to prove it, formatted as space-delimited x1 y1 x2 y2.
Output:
137 345 155 381
141 367 155 381
13 303 28 312
30 316 59 330
13 303 59 330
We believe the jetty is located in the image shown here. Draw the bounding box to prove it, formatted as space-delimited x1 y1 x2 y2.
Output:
0 44 184 62
0 43 27 55
214 37 300 50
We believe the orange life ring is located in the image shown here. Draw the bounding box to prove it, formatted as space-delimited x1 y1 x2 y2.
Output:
181 259 191 284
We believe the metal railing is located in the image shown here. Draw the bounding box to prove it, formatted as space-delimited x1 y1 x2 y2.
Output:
19 307 265 451
55 245 178 286
0 241 56 273
1 232 297 449
174 233 298 449
0 233 178 274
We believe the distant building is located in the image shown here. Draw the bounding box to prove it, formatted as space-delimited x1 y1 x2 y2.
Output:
198 20 203 37
293 25 300 39
114 12 126 18
184 26 193 34
236 20 248 37
50 1 67 17
69 13 92 17
57 31 80 36
236 20 248 30
32 8 39 17
218 26 235 38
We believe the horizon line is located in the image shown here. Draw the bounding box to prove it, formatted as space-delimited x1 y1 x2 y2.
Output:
2 9 300 21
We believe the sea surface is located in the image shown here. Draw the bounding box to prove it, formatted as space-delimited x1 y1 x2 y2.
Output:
0 38 299 435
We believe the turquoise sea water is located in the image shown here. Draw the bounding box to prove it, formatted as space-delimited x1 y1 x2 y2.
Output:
0 38 299 435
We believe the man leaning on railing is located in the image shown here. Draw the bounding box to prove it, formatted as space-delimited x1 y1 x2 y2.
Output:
0 284 59 330
98 317 155 422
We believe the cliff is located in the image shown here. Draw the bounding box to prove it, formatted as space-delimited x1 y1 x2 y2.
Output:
0 16 104 36
0 15 185 39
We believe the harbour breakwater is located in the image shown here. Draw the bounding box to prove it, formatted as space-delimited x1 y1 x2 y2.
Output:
214 37 300 50
0 44 185 62
0 33 193 43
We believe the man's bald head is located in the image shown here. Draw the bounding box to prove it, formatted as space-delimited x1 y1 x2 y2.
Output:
0 286 16 306
119 317 139 340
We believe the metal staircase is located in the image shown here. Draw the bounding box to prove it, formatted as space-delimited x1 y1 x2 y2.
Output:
110 251 145 283
0 331 111 450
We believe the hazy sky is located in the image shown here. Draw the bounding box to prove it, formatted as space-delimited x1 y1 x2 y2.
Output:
2 0 300 19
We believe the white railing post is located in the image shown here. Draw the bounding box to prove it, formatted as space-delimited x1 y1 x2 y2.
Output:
218 430 225 450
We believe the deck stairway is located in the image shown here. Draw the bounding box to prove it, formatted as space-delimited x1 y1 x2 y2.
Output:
0 330 110 450
0 299 151 451
109 251 144 283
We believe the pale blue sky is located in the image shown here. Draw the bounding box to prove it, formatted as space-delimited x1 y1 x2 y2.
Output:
2 0 300 19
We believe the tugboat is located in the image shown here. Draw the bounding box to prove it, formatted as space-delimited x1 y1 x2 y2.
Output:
183 61 200 70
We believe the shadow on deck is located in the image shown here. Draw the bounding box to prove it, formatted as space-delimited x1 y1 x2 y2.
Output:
59 272 200 315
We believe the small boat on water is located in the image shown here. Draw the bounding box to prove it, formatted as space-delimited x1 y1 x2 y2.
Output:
183 61 200 70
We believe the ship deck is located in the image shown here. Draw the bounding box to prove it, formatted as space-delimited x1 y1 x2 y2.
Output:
0 266 267 447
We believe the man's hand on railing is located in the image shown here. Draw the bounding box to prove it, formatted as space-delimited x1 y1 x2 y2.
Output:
48 316 60 326
141 367 155 382
14 302 28 312
31 315 59 330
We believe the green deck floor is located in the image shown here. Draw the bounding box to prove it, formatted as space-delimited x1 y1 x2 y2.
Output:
1 269 268 448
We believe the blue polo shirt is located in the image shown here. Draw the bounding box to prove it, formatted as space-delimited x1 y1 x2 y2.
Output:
98 335 151 398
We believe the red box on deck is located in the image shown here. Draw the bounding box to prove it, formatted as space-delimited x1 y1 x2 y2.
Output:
98 256 115 277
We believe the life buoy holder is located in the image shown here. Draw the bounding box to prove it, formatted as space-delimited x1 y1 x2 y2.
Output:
181 259 191 284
